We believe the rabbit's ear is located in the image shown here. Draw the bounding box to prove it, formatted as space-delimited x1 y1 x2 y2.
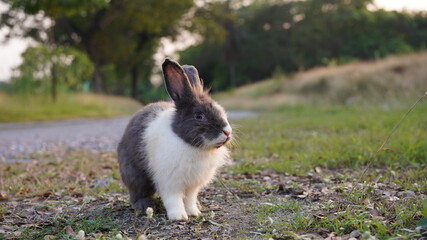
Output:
162 58 193 103
182 65 203 93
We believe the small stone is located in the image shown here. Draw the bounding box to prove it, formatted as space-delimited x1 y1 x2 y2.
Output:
76 230 85 240
350 230 362 238
404 190 416 197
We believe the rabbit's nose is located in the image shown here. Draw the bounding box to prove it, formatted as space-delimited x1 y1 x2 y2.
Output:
223 131 231 137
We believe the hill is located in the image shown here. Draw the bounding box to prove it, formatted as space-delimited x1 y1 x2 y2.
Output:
216 51 427 110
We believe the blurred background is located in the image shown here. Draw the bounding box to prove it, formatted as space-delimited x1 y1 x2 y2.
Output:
0 0 427 120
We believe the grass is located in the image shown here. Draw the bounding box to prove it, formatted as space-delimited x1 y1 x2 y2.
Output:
0 151 124 239
1 52 427 238
248 190 424 239
224 93 427 238
20 213 118 240
0 92 142 122
1 103 426 239
230 102 427 176
216 51 427 109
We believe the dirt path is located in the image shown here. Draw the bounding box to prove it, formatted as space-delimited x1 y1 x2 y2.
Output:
0 111 255 161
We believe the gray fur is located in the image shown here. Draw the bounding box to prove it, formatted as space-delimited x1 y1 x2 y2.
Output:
117 101 173 211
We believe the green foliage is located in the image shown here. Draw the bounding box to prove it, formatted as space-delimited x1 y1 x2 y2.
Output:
2 0 193 99
3 0 427 98
7 0 108 17
11 45 93 99
181 0 427 91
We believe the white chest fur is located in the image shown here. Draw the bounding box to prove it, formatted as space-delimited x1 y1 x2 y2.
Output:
143 107 229 194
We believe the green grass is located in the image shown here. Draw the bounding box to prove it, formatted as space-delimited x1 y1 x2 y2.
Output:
249 194 424 239
227 100 427 238
0 92 142 122
20 212 118 239
230 102 427 175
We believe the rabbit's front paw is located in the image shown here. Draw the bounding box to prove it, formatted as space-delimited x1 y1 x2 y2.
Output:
186 206 202 217
167 210 188 221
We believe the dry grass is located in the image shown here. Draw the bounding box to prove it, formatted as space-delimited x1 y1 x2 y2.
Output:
217 51 427 110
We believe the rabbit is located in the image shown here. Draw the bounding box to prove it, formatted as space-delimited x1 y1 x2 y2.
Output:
117 58 232 221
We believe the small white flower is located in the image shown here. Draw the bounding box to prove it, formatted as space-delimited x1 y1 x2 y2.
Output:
75 230 85 240
146 207 154 219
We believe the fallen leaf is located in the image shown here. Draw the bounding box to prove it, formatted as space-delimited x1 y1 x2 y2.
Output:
64 226 74 236
0 191 7 201
42 191 52 198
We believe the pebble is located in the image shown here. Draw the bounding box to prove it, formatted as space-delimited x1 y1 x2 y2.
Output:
350 230 362 238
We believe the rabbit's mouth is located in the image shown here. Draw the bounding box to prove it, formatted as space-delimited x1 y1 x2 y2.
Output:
214 137 231 148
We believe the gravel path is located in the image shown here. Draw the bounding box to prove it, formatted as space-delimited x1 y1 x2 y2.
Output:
0 111 255 161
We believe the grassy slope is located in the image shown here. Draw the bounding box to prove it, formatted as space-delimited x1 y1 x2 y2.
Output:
217 51 427 110
0 93 142 122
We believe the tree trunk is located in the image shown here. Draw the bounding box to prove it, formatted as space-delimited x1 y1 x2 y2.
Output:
92 61 103 93
83 36 103 93
131 66 139 99
229 63 236 88
225 8 238 88
51 68 57 102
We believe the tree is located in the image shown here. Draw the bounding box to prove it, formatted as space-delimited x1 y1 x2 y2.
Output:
181 0 239 89
12 45 93 101
180 0 427 90
104 0 193 98
2 0 112 92
1 0 193 97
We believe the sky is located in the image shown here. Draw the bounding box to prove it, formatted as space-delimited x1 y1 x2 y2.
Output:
1 0 427 81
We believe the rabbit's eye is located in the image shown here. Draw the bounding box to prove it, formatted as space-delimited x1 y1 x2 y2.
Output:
195 113 205 120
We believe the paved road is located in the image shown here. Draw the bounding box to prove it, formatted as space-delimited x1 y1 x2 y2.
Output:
0 111 255 161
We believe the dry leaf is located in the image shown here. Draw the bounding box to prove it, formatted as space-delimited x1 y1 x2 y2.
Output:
0 191 8 201
64 226 74 236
